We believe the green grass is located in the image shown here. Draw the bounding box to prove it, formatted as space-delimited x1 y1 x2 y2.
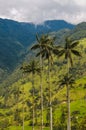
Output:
9 126 49 130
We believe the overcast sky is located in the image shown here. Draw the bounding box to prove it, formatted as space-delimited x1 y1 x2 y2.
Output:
0 0 86 24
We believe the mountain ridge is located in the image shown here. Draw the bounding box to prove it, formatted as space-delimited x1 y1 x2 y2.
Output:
0 18 86 83
0 18 75 79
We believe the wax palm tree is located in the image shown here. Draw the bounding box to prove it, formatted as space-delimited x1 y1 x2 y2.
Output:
36 35 56 130
59 74 75 128
59 74 75 89
57 37 81 130
57 37 81 67
31 34 53 130
20 60 40 130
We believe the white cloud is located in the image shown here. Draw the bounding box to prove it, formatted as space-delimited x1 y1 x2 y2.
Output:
75 0 86 6
0 0 86 24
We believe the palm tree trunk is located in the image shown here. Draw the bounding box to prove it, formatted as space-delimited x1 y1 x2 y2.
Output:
22 103 24 130
48 57 53 130
22 74 25 130
40 49 43 130
67 83 71 130
67 59 71 130
32 72 35 130
40 79 43 130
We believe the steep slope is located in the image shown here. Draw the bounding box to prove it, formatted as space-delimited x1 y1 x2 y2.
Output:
0 38 86 130
51 22 86 45
70 22 86 40
0 18 75 82
0 18 75 46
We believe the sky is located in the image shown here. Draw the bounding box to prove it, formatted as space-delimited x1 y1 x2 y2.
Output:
0 0 86 24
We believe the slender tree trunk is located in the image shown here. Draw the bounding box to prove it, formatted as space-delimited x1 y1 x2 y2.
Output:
40 48 43 130
15 87 20 130
22 74 25 130
67 59 71 130
22 103 24 130
40 78 43 130
32 72 35 130
48 58 53 130
22 87 24 130
67 83 71 130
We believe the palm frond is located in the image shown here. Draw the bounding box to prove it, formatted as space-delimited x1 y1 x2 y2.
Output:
58 50 65 57
71 41 79 48
36 50 44 57
31 44 40 50
36 33 40 43
52 46 59 55
68 52 73 67
71 49 82 57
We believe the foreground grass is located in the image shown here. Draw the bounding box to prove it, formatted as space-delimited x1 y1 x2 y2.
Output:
9 126 49 130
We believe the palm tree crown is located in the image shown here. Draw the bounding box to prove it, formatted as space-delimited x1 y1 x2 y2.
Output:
20 60 40 74
57 37 81 66
31 34 56 58
59 74 75 89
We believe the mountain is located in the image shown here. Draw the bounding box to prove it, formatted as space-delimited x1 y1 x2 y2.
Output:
0 18 75 82
51 22 86 45
70 22 86 40
0 18 75 46
74 22 86 31
1 18 86 84
34 20 74 33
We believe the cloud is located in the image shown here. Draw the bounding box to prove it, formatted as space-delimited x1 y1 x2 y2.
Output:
0 0 86 24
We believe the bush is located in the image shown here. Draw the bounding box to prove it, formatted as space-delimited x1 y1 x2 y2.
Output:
0 118 10 130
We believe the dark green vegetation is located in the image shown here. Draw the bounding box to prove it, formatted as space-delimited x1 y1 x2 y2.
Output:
0 18 75 83
0 19 86 130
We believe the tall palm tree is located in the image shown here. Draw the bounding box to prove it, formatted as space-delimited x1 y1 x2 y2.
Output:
57 38 81 67
12 86 21 128
20 60 40 130
59 74 75 128
35 35 56 130
57 37 81 130
31 34 52 130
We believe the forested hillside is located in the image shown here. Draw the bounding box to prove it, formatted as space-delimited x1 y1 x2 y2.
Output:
0 38 86 130
0 19 86 130
0 18 75 83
